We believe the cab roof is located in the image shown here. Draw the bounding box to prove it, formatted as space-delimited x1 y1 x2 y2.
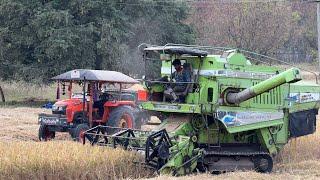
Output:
144 46 208 57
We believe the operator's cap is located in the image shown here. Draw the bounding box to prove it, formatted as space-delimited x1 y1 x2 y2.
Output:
172 59 181 66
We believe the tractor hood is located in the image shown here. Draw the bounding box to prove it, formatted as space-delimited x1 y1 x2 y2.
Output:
54 99 83 107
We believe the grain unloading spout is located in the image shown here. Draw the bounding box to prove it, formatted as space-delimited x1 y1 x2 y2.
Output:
226 68 301 104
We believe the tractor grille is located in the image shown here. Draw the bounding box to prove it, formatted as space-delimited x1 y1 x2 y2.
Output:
52 110 66 115
251 81 282 106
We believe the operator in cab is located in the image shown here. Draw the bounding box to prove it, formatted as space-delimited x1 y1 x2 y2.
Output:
164 59 191 102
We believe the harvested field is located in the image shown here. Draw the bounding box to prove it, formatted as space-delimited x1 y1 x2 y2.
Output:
0 107 152 179
0 107 69 141
0 141 151 180
0 107 320 179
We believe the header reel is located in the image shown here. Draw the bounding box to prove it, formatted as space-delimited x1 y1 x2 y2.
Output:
84 126 174 171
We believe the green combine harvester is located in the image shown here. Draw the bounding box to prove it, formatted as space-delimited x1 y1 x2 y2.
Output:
84 44 320 175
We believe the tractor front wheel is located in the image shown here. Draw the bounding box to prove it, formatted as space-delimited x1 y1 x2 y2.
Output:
38 125 55 141
73 123 89 142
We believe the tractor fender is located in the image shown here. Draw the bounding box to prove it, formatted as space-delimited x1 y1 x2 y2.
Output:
103 100 136 107
102 101 136 122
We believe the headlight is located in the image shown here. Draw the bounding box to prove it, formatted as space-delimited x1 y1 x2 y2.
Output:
58 106 66 111
52 105 67 115
52 105 58 111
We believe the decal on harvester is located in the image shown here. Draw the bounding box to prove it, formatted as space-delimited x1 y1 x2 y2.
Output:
153 104 181 110
289 93 320 103
217 111 284 127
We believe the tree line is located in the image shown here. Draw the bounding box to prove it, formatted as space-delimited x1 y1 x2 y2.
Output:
0 0 318 84
0 0 194 83
190 1 317 64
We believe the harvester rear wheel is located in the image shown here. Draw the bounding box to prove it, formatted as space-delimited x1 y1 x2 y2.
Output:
253 154 273 173
38 125 55 141
73 123 89 143
107 106 137 129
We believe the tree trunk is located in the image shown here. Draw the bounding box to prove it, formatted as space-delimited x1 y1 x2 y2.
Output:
0 85 5 102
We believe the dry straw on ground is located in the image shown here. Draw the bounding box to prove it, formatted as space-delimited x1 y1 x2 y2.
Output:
0 107 320 179
0 141 152 180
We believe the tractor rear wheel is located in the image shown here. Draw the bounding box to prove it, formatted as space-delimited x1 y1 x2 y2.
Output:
73 123 89 142
38 125 55 141
107 106 138 130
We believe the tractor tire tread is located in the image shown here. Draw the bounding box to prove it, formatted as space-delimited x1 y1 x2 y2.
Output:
107 105 139 129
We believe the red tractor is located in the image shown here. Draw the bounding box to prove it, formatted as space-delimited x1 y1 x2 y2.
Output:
38 69 147 141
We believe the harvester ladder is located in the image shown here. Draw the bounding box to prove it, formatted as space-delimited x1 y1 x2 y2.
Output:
204 114 221 149
209 119 221 149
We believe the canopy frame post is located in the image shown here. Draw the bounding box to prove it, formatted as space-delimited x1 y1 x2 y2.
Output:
119 83 122 101
68 81 73 99
89 81 93 127
82 77 86 124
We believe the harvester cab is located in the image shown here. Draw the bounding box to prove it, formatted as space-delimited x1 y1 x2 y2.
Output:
84 44 320 176
38 69 147 142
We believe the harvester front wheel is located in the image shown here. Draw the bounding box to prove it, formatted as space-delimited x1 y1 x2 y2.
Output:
107 106 136 129
73 123 89 143
38 125 55 141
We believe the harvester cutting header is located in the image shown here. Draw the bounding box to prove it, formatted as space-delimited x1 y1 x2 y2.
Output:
84 44 320 175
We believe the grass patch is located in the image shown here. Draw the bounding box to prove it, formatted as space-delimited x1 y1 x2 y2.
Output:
0 81 56 102
0 81 84 107
0 100 54 108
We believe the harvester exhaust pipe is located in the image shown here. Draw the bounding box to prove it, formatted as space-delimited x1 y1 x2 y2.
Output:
226 68 301 104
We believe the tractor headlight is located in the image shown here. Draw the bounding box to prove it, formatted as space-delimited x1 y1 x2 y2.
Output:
52 105 67 115
58 106 66 111
52 104 58 111
38 117 42 123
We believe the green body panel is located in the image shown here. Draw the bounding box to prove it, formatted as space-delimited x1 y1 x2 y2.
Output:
227 52 250 66
250 68 301 95
141 102 202 113
159 139 201 175
289 81 320 112
256 128 278 155
140 47 320 175
226 119 284 134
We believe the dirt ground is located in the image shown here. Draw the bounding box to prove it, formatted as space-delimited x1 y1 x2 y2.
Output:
0 107 160 141
0 107 71 141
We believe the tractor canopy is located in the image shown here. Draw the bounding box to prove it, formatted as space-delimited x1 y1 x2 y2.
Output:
52 69 138 84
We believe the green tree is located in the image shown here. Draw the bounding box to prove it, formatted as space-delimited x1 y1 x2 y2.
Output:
0 0 195 82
